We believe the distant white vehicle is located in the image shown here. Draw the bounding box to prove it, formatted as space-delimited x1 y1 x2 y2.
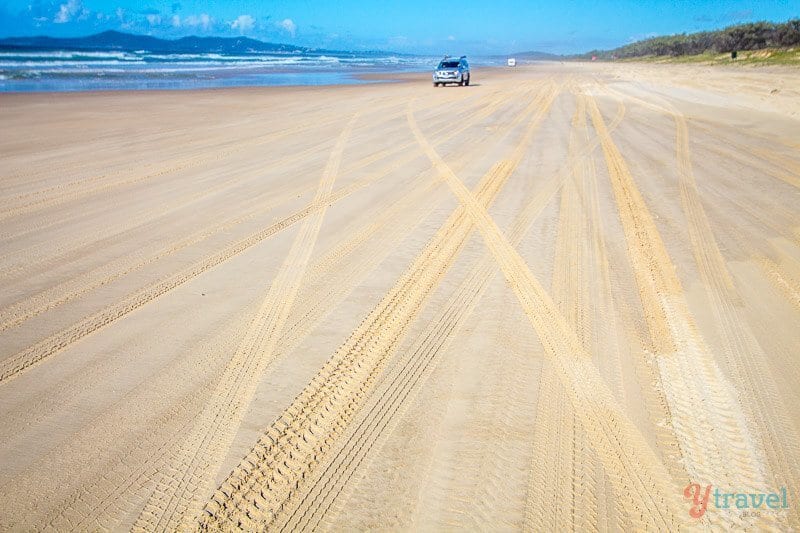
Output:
507 58 517 67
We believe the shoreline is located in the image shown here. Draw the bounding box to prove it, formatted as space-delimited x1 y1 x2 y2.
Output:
0 64 517 97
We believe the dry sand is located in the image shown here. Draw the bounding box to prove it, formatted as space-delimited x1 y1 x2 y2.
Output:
0 62 799 530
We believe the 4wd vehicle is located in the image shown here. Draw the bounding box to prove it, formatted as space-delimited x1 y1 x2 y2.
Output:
433 56 470 87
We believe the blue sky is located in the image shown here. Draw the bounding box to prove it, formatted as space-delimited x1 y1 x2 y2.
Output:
0 1 797 54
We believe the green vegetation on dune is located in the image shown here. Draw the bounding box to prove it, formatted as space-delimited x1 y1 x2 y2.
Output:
617 48 800 66
576 19 800 66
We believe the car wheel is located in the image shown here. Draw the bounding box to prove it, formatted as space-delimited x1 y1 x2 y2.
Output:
465 75 470 86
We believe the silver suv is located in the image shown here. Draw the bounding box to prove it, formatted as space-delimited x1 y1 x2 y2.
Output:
433 56 470 87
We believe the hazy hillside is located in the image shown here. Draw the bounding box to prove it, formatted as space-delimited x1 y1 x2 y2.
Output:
0 30 310 54
507 51 562 61
576 19 800 60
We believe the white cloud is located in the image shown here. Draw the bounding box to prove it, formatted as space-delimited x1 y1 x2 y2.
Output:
146 14 162 26
54 0 81 23
230 14 255 33
447 35 455 41
184 13 212 31
278 18 296 37
171 14 181 27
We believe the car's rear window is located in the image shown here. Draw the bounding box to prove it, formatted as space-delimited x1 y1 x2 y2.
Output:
439 61 460 68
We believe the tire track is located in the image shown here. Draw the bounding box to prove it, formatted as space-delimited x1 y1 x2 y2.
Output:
0 87 523 385
0 105 440 329
35 160 451 532
451 302 539 531
132 112 361 532
2 91 481 196
0 97 404 221
195 84 554 531
0 83 510 283
0 118 336 223
277 85 560 532
758 255 800 314
608 85 800 528
3 162 438 448
2 111 275 191
587 93 771 529
198 163 503 530
750 147 800 177
0 90 466 224
137 83 536 529
670 101 800 529
524 87 629 532
617 112 799 247
524 87 633 533
0 158 380 385
527 93 601 532
686 124 800 200
0 136 328 257
408 88 683 529
0 178 316 332
285 85 621 532
0 97 434 253
6 87 479 197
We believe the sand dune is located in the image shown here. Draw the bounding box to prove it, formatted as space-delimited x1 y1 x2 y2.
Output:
0 63 798 530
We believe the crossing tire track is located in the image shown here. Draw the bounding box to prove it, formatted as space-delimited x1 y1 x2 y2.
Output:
274 85 559 532
0 81 508 290
195 84 553 531
135 82 535 530
0 164 441 455
0 86 526 386
408 85 684 529
198 165 504 530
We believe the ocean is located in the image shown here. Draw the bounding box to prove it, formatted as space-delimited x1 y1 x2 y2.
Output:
0 49 494 92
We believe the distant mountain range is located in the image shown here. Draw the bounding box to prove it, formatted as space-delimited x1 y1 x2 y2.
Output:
0 30 565 61
0 30 321 55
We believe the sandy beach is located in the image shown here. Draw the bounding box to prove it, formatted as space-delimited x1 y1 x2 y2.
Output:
1 62 799 530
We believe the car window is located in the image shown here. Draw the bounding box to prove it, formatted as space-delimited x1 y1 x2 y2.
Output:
440 61 460 68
